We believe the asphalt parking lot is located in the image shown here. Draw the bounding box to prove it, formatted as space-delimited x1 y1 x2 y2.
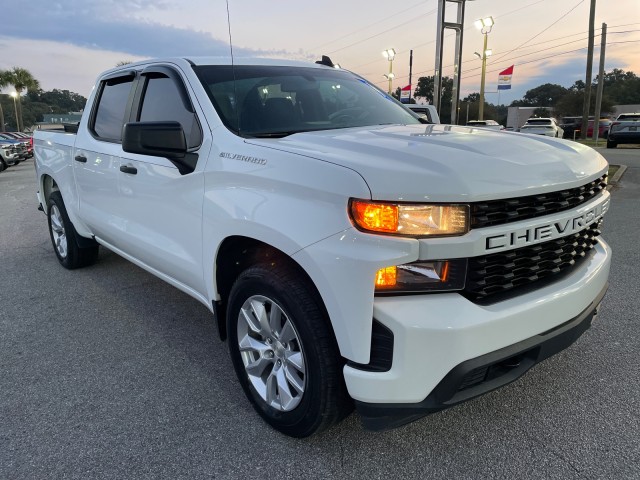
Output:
1 148 639 480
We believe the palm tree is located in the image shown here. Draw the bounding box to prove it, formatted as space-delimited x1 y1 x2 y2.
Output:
0 70 8 131
2 67 40 131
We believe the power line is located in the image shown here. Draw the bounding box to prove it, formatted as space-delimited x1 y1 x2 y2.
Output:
461 29 639 76
309 0 430 51
462 40 639 81
357 26 639 79
491 0 584 65
346 0 551 71
368 39 639 88
327 8 438 55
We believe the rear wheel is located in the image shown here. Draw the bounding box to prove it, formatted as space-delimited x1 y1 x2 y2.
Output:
47 191 99 269
227 262 352 437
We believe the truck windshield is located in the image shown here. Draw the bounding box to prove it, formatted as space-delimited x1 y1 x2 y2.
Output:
193 65 420 138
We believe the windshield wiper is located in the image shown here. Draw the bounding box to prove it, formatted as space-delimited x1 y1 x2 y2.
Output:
247 130 316 138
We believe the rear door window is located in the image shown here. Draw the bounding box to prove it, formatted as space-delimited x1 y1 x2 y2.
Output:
92 76 135 141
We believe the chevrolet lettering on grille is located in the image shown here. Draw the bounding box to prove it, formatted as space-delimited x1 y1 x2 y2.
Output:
484 195 610 252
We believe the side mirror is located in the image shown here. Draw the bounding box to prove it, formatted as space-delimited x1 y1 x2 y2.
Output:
122 121 187 159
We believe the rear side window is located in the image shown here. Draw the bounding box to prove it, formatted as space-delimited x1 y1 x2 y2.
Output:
139 75 202 149
93 76 134 141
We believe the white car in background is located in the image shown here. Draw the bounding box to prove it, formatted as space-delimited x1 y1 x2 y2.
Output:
466 120 504 131
406 104 440 124
520 118 564 138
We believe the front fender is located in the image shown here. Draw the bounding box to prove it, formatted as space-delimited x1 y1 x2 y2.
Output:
293 229 418 363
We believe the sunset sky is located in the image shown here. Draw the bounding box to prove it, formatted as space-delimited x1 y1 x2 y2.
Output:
1 0 638 105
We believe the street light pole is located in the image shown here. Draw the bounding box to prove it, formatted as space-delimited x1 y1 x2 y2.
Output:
475 16 494 121
479 32 488 120
10 92 19 131
382 48 396 95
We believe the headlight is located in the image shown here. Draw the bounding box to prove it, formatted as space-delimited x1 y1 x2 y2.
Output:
375 259 467 293
350 199 469 237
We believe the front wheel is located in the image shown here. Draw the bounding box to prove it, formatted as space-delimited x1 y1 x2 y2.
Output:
227 262 352 437
606 139 617 149
47 191 99 269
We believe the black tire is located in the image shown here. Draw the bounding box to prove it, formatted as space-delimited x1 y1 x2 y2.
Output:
227 262 352 437
47 191 99 269
0 158 6 172
606 139 617 149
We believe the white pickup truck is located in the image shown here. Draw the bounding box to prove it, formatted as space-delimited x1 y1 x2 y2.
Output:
34 57 611 437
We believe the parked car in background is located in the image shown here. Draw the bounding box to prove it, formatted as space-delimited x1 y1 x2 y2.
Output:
519 118 564 138
607 113 640 148
560 116 582 139
0 141 21 171
587 119 612 139
0 132 33 157
0 135 29 160
406 104 440 124
466 120 504 130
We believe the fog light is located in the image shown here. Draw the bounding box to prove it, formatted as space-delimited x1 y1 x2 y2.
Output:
375 266 397 287
375 259 467 293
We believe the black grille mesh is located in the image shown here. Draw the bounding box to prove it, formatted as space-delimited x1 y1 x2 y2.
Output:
471 176 607 229
463 223 601 302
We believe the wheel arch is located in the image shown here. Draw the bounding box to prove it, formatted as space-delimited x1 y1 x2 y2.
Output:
213 235 336 345
41 174 60 211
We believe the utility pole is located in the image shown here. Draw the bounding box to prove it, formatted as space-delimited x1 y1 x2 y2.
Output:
409 49 414 103
580 0 596 140
593 23 607 142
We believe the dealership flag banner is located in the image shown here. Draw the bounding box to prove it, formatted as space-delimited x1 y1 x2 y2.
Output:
498 65 514 90
400 84 411 103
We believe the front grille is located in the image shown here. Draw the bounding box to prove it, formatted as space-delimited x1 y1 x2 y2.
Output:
471 175 607 229
463 223 601 303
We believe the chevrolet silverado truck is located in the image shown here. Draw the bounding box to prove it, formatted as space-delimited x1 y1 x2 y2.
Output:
34 57 612 437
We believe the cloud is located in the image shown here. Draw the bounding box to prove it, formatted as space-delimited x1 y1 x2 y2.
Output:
2 1 297 59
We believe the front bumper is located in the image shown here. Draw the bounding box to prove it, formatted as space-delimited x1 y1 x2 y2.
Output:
2 153 20 165
344 238 611 428
356 282 606 430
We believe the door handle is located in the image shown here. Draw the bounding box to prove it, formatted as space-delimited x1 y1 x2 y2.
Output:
120 165 138 175
74 154 87 163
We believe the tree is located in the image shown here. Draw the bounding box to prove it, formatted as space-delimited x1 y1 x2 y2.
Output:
1 67 40 131
568 80 585 92
522 83 568 107
26 89 87 113
459 92 501 124
533 107 551 117
598 69 640 104
0 71 8 131
554 90 615 117
414 76 454 123
463 92 480 103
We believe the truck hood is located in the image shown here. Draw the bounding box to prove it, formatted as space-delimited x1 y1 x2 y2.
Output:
246 124 608 202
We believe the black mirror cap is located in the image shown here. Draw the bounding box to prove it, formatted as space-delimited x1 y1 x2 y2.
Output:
122 121 187 159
